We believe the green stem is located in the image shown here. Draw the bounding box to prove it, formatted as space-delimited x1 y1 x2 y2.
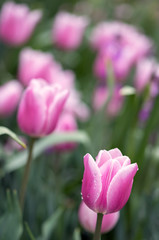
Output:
19 138 35 212
93 213 103 240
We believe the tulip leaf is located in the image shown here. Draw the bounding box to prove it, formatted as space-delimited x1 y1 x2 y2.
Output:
38 208 63 240
25 222 36 240
0 126 26 149
73 228 81 240
1 131 90 176
0 190 23 240
120 86 136 96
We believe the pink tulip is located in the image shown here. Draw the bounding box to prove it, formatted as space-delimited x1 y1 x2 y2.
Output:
18 48 61 86
0 80 23 117
93 85 123 117
78 201 119 233
134 58 158 94
94 44 136 81
54 113 77 151
90 21 152 59
52 11 89 50
17 79 69 137
81 148 138 214
0 2 42 46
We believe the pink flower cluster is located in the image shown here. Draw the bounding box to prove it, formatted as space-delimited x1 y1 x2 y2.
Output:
90 21 152 82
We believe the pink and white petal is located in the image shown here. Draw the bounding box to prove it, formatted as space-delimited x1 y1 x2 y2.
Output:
17 87 46 136
81 154 102 211
106 163 138 213
109 148 122 159
96 150 112 167
116 156 131 167
95 159 121 213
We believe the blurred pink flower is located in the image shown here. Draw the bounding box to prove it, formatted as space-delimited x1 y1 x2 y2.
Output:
17 79 69 137
78 201 119 233
81 148 138 214
54 112 78 151
93 85 123 117
94 44 136 81
52 11 89 50
18 48 61 86
0 2 42 46
90 21 152 59
0 80 23 117
134 58 159 97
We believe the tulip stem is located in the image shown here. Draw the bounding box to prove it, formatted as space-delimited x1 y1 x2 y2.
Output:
93 213 103 240
19 137 35 212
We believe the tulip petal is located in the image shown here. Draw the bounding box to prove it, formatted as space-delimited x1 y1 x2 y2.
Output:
17 86 46 136
107 163 138 213
96 150 111 167
81 154 102 211
108 148 122 158
95 159 121 213
116 156 131 167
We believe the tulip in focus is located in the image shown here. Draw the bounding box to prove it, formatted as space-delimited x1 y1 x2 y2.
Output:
0 80 23 117
81 148 138 214
93 85 123 117
17 79 68 137
79 201 119 233
18 48 61 86
0 2 42 46
52 11 89 50
54 112 78 151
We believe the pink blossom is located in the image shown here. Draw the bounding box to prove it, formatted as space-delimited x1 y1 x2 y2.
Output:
90 21 152 59
78 201 119 233
134 58 159 96
52 11 89 50
54 113 78 151
94 44 136 81
93 85 123 117
18 48 61 86
0 2 42 46
81 148 138 214
17 79 69 137
0 80 23 117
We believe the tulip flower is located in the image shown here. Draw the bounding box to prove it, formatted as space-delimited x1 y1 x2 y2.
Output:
54 112 78 151
52 11 89 50
81 148 138 214
18 48 61 86
0 80 23 117
93 85 123 117
17 79 69 137
0 2 42 46
78 201 119 233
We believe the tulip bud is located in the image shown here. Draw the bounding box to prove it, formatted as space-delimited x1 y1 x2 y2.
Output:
0 2 42 46
52 11 89 50
78 201 119 233
0 80 23 117
17 79 69 137
81 148 138 214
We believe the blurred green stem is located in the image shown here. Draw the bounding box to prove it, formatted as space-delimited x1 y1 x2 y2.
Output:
19 138 35 212
93 213 103 240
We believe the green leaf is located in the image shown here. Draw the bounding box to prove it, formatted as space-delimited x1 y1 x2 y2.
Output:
25 222 36 240
0 126 26 149
38 208 63 240
1 131 90 176
73 228 81 240
0 190 23 240
120 86 136 96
